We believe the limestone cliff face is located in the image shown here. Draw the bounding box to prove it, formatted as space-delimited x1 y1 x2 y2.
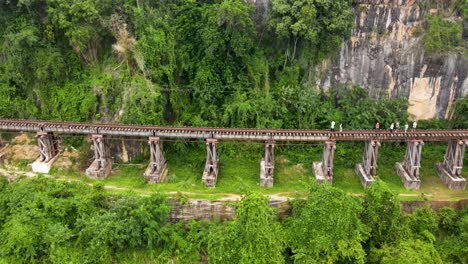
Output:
250 0 468 120
317 0 468 120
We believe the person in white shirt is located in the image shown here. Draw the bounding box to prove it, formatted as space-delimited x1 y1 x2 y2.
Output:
404 123 409 133
412 121 417 131
390 123 394 132
331 121 335 131
339 123 343 132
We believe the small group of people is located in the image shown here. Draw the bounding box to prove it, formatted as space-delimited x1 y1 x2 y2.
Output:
330 120 418 132
377 121 417 132
330 121 343 132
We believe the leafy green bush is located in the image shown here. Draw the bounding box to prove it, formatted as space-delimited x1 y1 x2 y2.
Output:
362 180 403 249
208 192 284 264
423 15 463 53
287 184 367 263
449 97 468 128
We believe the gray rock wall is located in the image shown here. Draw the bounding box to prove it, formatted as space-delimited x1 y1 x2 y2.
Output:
249 0 468 120
317 0 468 120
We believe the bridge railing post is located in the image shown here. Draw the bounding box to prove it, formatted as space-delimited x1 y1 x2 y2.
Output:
313 140 336 185
144 137 168 183
395 140 423 190
435 139 467 190
356 140 380 188
86 134 112 179
202 139 219 187
260 141 275 187
31 131 61 173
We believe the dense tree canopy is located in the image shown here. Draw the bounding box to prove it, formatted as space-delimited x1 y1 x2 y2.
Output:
1 177 468 263
0 0 415 130
288 184 367 263
362 180 403 249
207 193 284 264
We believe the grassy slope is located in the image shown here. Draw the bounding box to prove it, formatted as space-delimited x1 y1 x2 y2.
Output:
50 141 468 200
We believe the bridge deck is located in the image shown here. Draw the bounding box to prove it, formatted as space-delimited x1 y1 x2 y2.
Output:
0 119 467 141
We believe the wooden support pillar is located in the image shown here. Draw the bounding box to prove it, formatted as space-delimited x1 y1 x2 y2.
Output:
37 132 59 163
202 139 219 187
260 141 275 187
435 139 467 190
0 143 7 165
31 131 60 173
144 137 168 183
313 140 336 185
86 134 112 179
395 140 424 190
356 140 380 188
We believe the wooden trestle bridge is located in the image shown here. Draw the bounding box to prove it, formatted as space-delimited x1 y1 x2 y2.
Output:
0 119 467 190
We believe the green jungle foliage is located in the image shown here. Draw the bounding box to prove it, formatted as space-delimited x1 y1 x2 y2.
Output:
423 15 464 53
0 0 357 128
1 177 467 263
449 96 468 128
1 0 466 129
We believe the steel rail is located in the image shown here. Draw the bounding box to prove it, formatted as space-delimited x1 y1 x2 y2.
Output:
0 119 467 141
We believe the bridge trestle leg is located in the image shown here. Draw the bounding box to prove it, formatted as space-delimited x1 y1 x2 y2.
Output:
86 134 112 179
202 139 219 187
356 140 380 188
435 139 467 190
144 137 168 183
395 140 424 190
260 141 275 187
0 143 7 165
31 132 61 173
313 141 336 185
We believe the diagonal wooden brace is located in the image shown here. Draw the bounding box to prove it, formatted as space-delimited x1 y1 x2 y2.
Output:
395 140 423 190
313 140 336 185
202 139 219 187
86 134 112 179
363 140 381 177
443 140 468 177
36 131 59 163
402 140 424 178
435 139 467 190
260 141 275 187
356 140 380 188
322 141 336 178
31 131 61 173
144 137 168 183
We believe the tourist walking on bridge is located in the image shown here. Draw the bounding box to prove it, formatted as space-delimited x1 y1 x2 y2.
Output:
375 122 380 130
412 121 417 131
390 123 394 132
395 121 400 131
330 121 335 131
404 123 409 133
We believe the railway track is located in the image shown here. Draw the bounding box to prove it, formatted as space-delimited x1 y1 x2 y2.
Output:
0 119 467 141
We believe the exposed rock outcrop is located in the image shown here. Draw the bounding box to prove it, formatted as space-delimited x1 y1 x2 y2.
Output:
317 0 467 120
167 197 468 221
249 0 468 120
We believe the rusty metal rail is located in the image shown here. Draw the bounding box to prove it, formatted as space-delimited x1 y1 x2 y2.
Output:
0 119 467 141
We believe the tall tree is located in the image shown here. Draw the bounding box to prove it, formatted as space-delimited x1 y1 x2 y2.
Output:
269 0 354 71
362 180 404 249
207 193 284 264
288 184 367 263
